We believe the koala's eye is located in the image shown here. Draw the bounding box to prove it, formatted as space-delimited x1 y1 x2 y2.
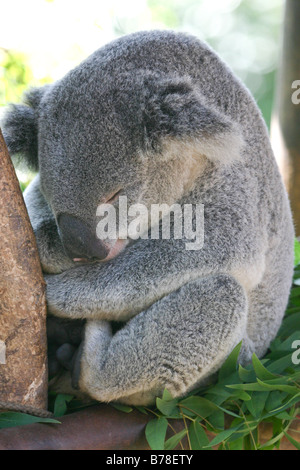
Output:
105 188 123 204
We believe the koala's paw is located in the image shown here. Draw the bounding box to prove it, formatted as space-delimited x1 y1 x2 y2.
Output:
47 316 85 382
40 247 75 275
41 256 75 275
34 222 75 274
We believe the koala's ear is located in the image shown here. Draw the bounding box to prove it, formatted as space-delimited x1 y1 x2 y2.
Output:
141 76 244 164
1 86 48 171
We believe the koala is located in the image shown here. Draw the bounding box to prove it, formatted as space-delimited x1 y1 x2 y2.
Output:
2 30 294 406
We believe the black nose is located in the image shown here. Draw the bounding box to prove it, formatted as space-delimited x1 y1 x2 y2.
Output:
58 214 109 261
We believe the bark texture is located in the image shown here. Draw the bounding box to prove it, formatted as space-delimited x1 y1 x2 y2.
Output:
0 127 48 412
274 0 300 233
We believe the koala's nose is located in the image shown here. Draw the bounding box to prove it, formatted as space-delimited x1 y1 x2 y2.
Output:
58 214 109 261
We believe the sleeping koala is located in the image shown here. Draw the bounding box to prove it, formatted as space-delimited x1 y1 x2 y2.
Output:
2 30 294 405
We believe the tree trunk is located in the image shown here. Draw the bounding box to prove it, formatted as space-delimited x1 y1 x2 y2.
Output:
272 0 300 234
0 128 48 414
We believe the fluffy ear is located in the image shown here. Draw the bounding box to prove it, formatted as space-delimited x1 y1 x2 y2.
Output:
1 86 49 171
141 75 244 164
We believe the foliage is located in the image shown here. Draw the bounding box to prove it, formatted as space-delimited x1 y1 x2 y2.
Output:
0 49 34 106
0 412 59 429
1 242 299 451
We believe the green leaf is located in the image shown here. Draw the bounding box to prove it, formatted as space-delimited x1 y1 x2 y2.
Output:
156 389 179 417
264 393 300 417
135 406 148 415
215 405 242 419
289 287 300 299
203 423 244 448
274 331 300 353
145 417 168 450
256 378 300 394
0 412 60 429
228 437 244 450
179 396 219 419
267 353 296 374
265 391 286 412
275 411 295 420
156 399 180 417
188 420 210 450
232 390 252 401
258 420 291 450
294 238 300 266
252 354 278 381
164 429 187 450
111 403 133 413
227 379 300 394
283 431 300 450
218 342 242 382
209 410 225 430
226 382 267 392
255 371 300 385
278 316 300 337
53 394 74 417
238 364 256 382
245 392 269 419
162 389 174 401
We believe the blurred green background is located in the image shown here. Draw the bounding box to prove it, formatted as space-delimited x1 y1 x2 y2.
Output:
1 0 284 181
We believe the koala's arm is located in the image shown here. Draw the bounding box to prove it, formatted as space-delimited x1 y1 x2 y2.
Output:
24 175 75 274
45 235 221 321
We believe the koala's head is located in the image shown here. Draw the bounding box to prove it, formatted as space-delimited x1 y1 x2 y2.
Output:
2 40 243 262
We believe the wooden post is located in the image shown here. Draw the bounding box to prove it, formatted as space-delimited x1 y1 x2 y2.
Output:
0 128 48 416
272 0 300 234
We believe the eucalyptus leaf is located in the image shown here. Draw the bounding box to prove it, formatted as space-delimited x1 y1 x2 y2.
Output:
245 392 269 419
188 420 210 450
203 423 244 448
145 417 168 450
156 397 180 417
156 389 179 417
179 396 219 419
0 412 60 429
53 394 74 417
238 364 256 382
293 238 300 266
252 354 278 381
283 431 300 450
228 437 244 450
218 342 242 383
164 429 187 450
111 403 133 413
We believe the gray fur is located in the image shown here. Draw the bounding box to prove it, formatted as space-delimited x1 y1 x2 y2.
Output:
2 30 294 405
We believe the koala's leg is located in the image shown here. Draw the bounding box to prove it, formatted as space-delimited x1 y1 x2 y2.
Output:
78 274 248 405
246 266 293 360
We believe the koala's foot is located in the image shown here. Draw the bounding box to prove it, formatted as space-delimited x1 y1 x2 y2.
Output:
75 274 249 406
47 316 85 379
